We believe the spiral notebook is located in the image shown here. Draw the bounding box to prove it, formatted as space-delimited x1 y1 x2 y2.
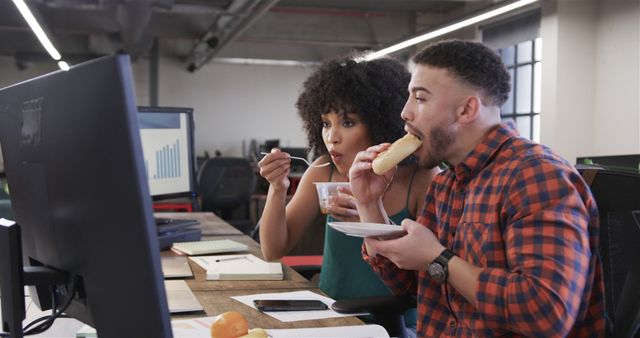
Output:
190 254 283 280
171 239 248 256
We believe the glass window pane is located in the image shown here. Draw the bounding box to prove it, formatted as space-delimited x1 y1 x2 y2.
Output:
501 46 515 66
533 114 540 143
516 65 532 113
501 68 515 115
501 116 515 124
533 62 542 113
516 116 531 139
517 40 532 64
534 37 542 61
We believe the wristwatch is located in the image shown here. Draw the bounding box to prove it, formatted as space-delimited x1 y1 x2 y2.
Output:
428 248 455 283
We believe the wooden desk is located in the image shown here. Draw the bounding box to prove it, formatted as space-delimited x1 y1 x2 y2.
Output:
160 215 363 328
177 289 363 329
154 211 243 236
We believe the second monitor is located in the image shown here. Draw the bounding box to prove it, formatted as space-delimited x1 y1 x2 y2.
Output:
138 106 197 201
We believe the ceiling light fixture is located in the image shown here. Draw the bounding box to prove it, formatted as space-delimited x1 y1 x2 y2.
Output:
213 57 320 67
364 0 539 61
58 61 70 71
12 0 69 71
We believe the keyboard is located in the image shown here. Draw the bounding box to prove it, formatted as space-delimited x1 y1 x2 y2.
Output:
155 218 200 234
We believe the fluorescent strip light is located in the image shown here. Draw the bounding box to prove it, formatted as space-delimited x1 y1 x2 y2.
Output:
364 0 539 61
12 0 61 60
213 57 320 67
58 61 70 71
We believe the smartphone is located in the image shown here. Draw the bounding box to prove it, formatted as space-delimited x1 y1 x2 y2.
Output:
253 299 328 311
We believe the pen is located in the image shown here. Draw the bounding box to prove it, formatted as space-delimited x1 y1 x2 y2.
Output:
215 256 247 263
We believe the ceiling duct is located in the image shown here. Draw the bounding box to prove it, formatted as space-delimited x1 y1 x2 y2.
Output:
115 0 174 58
187 0 280 72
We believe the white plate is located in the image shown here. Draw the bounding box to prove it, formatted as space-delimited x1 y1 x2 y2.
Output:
328 221 407 238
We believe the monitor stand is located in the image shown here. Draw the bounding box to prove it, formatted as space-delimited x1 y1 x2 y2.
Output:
0 221 69 338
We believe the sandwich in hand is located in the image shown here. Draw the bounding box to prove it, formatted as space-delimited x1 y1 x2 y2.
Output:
372 134 422 175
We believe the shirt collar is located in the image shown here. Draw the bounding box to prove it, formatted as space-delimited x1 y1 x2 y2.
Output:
452 121 519 183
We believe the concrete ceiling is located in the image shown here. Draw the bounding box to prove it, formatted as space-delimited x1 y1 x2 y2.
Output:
0 0 507 69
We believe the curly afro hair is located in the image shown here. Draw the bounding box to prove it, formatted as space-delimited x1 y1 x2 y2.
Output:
413 39 511 106
296 54 410 158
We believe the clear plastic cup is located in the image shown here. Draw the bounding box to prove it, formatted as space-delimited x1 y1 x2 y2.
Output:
313 182 350 214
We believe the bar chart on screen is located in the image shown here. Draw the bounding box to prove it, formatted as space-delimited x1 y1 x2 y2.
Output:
139 113 191 196
145 139 182 179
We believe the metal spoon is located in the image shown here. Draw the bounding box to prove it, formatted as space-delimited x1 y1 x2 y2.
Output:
260 152 331 168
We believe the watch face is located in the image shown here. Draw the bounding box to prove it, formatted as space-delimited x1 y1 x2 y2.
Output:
428 263 446 283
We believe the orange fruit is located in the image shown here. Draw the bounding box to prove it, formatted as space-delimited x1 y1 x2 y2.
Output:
210 311 249 338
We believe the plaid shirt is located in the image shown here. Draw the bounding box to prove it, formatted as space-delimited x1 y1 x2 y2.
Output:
364 123 605 337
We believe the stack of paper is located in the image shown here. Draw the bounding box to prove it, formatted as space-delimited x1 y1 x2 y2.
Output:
165 280 203 313
161 256 193 278
171 239 248 255
190 254 283 280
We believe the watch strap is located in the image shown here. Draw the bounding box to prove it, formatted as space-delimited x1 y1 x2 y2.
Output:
432 248 455 282
435 248 455 267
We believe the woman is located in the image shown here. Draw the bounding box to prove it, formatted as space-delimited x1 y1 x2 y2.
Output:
258 54 438 334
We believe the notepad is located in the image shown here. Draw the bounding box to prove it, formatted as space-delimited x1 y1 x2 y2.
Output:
190 254 283 280
161 256 193 278
171 239 248 256
165 280 204 313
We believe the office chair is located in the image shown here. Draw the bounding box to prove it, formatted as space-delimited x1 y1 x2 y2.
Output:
579 167 640 337
198 157 256 233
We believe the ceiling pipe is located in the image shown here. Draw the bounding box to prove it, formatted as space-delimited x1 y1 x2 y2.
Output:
187 0 280 72
115 0 174 58
269 7 385 18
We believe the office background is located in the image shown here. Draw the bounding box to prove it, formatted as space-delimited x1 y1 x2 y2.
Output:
0 0 638 167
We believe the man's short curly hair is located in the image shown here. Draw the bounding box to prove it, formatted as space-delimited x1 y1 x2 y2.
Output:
296 54 410 157
413 39 511 106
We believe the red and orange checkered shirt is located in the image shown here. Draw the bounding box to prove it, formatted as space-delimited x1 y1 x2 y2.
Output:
364 123 605 337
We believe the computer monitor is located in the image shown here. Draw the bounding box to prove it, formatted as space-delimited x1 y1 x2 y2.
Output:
137 106 197 201
576 154 640 172
260 139 280 153
0 55 172 337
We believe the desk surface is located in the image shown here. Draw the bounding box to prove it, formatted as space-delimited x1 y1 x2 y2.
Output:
168 234 311 291
162 213 362 328
155 211 243 236
178 289 363 329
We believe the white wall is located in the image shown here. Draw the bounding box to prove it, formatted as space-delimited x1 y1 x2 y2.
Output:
151 58 313 157
592 1 640 156
540 0 640 162
0 56 313 159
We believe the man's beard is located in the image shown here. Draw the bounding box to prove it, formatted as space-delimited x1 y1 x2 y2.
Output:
422 122 454 169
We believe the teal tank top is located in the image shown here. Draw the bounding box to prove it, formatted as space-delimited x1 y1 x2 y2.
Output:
318 167 418 329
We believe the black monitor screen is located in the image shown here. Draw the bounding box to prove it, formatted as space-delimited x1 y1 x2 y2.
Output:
138 106 196 200
576 154 640 171
0 55 172 337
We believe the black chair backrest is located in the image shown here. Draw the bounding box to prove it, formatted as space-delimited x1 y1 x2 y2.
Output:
197 157 256 211
579 168 640 337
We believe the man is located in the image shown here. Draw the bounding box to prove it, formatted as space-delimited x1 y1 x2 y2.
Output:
349 40 605 337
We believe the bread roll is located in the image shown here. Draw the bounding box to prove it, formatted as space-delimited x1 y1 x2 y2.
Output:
372 134 422 175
